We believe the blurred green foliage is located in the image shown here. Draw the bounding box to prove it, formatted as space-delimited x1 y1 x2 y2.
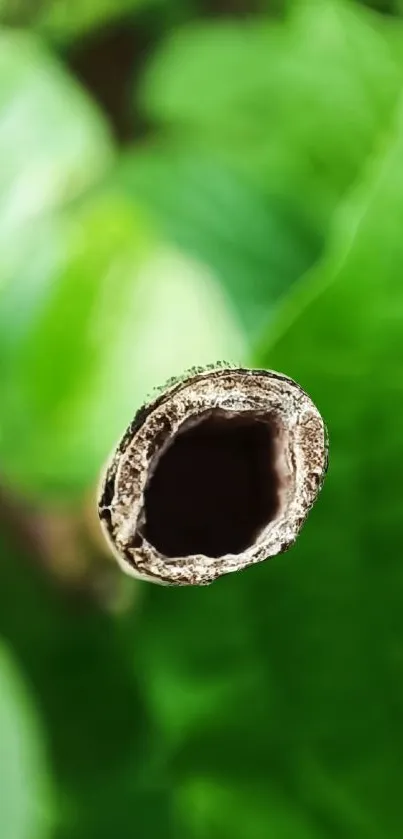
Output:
1 0 403 837
0 639 52 839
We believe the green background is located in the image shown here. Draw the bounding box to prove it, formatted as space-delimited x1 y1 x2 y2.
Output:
1 0 403 836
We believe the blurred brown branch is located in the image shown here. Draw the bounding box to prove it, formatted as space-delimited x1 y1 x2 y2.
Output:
0 483 136 611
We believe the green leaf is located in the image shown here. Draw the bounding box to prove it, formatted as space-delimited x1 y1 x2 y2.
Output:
0 188 246 499
141 0 402 200
0 531 173 839
118 145 321 337
0 639 52 839
175 778 324 839
253 93 403 837
36 0 154 42
0 0 154 38
0 29 113 251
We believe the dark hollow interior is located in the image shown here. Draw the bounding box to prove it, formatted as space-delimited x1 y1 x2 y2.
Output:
141 411 280 558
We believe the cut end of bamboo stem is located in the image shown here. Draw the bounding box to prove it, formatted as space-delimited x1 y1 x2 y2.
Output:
98 367 328 586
